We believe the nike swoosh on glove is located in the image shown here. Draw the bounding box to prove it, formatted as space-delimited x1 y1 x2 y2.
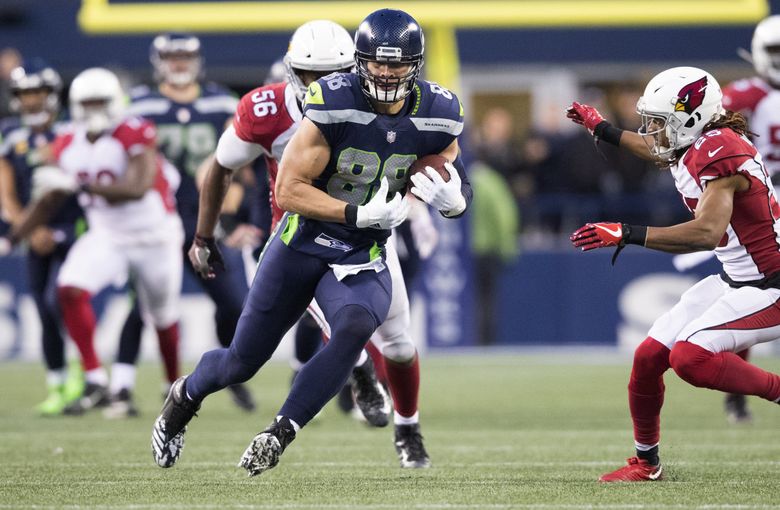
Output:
570 222 624 251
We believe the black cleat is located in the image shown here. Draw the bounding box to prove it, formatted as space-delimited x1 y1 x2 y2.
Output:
350 357 390 427
394 423 431 468
151 376 201 468
227 383 257 412
63 382 110 415
103 388 140 419
238 416 296 476
337 383 355 414
725 393 753 424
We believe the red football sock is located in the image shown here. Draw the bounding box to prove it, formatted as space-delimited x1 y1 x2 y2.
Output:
670 341 780 401
365 341 388 386
628 337 671 446
156 322 180 384
58 286 101 371
385 353 420 418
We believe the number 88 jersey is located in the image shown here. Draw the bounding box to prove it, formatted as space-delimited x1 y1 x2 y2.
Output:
304 72 464 207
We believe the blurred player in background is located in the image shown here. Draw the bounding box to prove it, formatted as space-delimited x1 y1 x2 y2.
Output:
151 9 471 475
0 60 84 415
669 15 780 424
110 33 260 416
10 67 183 415
568 66 780 482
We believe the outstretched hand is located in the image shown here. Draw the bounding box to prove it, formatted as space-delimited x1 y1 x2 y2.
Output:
565 102 606 135
570 222 625 251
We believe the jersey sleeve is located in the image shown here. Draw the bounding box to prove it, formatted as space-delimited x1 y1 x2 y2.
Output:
113 117 157 157
232 83 290 152
50 131 75 164
302 75 354 146
685 129 755 186
722 78 768 115
415 81 465 154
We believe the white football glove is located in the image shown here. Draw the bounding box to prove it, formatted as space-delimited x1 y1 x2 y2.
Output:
31 165 78 201
356 177 410 230
409 162 466 217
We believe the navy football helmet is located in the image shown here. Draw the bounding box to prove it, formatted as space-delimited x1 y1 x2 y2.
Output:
150 32 203 86
8 58 62 127
354 9 424 103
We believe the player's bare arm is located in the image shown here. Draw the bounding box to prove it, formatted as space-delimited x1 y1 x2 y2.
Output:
566 101 663 163
87 146 157 203
644 174 747 253
275 118 343 221
194 155 235 238
0 156 22 223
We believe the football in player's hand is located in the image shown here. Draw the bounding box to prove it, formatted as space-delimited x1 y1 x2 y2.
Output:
406 154 450 192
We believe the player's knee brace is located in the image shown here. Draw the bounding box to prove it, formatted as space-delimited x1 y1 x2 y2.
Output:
669 341 717 388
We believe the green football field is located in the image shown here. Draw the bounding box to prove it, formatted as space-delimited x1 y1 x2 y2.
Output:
2 353 780 509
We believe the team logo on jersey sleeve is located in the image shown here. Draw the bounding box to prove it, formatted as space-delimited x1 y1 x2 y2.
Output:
386 131 396 143
675 77 708 114
304 82 324 107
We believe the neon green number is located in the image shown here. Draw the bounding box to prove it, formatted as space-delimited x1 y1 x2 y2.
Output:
328 148 418 205
156 122 218 177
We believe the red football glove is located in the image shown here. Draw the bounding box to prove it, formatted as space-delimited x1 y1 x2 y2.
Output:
570 222 625 251
565 102 606 135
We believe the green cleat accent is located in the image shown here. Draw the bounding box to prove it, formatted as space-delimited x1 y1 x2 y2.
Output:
63 364 85 404
36 386 66 416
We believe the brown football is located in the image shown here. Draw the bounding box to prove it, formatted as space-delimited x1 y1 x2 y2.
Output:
406 154 450 192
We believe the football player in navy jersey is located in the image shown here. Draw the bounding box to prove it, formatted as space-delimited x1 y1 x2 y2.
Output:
106 33 259 417
0 60 84 415
151 9 472 475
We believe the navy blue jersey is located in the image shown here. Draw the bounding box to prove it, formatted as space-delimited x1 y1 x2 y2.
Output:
128 83 238 237
290 73 464 263
0 119 82 240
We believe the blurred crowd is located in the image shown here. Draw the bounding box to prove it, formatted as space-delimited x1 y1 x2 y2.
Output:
467 87 690 249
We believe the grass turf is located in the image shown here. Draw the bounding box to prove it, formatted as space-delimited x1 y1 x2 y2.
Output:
1 353 780 509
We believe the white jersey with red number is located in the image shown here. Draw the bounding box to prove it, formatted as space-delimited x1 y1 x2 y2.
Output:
722 78 780 176
671 127 780 281
232 81 300 228
52 117 177 241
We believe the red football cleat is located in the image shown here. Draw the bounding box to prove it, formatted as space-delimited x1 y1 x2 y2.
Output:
599 457 663 482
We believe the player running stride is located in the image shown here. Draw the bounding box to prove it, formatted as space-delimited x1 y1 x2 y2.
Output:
151 9 471 475
568 66 780 481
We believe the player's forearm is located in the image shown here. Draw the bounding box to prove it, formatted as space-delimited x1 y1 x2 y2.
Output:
196 161 234 237
644 220 724 254
88 180 151 202
276 179 348 223
617 131 659 162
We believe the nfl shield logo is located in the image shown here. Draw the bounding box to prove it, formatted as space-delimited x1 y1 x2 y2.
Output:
386 131 396 143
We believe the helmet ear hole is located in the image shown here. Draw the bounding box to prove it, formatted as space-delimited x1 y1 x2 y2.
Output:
685 117 696 128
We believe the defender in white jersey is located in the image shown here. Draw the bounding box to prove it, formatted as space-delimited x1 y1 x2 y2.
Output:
11 68 184 414
670 16 780 423
568 67 780 482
